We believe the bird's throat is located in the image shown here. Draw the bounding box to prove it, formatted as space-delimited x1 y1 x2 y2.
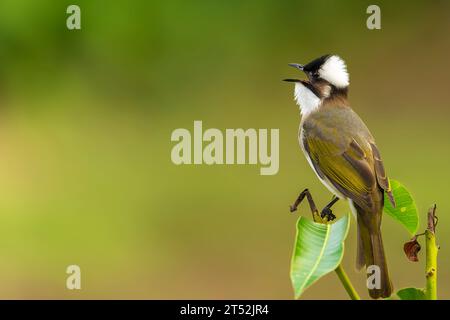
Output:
294 82 320 117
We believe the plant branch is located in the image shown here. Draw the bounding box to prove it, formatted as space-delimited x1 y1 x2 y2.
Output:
425 205 438 300
335 264 361 300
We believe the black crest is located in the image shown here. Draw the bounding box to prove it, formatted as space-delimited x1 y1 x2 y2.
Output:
302 54 331 73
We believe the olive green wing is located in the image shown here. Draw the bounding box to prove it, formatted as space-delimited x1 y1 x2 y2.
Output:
301 106 395 209
303 133 378 212
370 142 396 207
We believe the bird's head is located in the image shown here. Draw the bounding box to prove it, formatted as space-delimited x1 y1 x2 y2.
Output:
284 55 349 114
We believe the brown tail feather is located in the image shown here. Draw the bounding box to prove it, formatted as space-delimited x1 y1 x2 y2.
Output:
356 209 393 299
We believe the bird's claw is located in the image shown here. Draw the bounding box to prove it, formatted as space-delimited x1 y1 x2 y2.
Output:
320 207 336 221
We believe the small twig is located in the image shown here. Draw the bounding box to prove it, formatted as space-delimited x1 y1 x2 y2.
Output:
289 189 337 222
427 204 438 233
289 189 319 222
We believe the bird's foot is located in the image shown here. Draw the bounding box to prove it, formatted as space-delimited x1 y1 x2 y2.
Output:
320 207 336 222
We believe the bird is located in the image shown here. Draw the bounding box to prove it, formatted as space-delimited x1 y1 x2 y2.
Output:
284 54 396 299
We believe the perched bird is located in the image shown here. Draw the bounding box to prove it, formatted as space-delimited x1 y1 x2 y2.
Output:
284 54 396 299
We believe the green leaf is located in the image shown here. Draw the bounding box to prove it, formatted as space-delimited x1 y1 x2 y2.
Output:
290 214 350 299
384 179 419 235
395 287 426 300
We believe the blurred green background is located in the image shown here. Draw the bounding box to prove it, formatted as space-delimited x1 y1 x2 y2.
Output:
0 0 449 299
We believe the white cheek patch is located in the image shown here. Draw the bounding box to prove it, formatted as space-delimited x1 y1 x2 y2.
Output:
294 82 320 116
318 55 349 88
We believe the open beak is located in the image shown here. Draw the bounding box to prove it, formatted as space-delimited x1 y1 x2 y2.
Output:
283 63 305 82
288 63 304 71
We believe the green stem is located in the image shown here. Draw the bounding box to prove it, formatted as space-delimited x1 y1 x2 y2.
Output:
335 264 361 300
425 229 437 300
424 205 438 300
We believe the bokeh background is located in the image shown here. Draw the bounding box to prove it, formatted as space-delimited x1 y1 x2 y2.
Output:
0 0 449 299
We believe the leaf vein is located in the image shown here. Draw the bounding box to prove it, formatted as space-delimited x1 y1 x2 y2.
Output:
298 224 331 293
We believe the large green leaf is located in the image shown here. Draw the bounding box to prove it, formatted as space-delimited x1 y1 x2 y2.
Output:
395 287 426 300
384 179 419 235
290 214 350 299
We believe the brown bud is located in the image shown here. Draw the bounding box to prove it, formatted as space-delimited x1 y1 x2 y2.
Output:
403 237 421 262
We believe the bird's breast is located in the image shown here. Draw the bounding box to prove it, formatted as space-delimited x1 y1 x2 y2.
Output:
298 127 346 199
